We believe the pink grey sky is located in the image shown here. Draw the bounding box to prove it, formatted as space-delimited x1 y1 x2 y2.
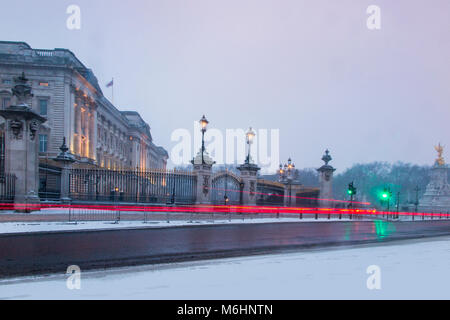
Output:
1 0 449 172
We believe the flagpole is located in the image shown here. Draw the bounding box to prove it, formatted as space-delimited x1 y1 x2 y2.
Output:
112 77 114 105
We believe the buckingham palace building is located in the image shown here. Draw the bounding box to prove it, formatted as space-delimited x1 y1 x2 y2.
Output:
0 41 168 171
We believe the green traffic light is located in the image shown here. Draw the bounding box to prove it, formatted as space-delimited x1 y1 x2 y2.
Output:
380 189 391 200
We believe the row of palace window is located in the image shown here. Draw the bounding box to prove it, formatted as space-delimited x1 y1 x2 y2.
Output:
2 78 49 86
98 126 127 157
1 96 48 116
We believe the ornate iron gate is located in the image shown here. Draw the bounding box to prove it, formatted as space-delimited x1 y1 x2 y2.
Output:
69 168 196 204
211 171 242 205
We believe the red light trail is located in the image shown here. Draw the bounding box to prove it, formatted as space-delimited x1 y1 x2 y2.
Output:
0 203 448 219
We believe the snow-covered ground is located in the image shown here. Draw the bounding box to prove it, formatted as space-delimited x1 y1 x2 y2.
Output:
0 217 364 234
1 236 449 299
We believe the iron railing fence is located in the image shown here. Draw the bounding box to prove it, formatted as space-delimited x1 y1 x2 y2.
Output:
0 173 15 203
69 168 197 204
39 164 62 201
0 130 5 176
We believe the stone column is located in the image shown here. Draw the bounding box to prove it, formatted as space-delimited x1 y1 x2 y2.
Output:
317 149 336 208
76 104 82 154
238 163 260 206
191 149 215 205
54 137 76 203
92 109 98 163
0 73 46 212
66 84 75 153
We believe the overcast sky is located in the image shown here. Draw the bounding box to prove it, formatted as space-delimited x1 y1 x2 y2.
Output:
1 0 449 172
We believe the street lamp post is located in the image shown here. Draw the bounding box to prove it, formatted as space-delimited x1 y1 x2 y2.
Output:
414 185 420 221
245 127 256 164
224 168 229 206
199 115 209 164
279 158 295 208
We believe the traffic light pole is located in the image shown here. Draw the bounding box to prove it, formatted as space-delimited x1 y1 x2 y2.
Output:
347 182 356 220
349 193 354 220
396 192 400 220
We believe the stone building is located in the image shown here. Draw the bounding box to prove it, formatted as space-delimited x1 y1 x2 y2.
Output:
0 41 168 171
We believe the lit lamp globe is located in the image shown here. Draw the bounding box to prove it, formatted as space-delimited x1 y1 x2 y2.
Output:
200 115 209 132
246 127 256 144
287 158 295 171
245 127 256 164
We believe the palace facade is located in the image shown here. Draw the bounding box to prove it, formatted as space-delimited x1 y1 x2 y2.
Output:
0 41 168 170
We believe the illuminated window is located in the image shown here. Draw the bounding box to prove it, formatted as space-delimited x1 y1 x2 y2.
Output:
39 82 49 87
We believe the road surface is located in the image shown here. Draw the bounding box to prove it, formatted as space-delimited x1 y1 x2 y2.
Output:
1 236 450 299
1 220 450 278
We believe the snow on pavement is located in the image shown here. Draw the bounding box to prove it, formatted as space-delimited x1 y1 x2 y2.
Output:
0 217 361 234
1 236 449 299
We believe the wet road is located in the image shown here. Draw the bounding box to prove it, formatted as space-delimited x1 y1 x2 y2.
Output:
1 220 450 278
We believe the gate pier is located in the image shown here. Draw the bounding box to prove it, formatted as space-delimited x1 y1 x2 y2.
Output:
238 162 260 206
0 73 46 212
191 148 215 205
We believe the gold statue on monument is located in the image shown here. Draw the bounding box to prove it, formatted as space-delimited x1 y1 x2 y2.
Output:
435 143 445 166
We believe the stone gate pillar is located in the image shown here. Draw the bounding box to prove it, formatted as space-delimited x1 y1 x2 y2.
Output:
0 73 46 212
54 137 76 203
191 149 215 204
238 162 260 206
317 149 336 208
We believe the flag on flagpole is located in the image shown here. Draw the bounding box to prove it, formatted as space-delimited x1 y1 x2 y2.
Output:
106 78 114 104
